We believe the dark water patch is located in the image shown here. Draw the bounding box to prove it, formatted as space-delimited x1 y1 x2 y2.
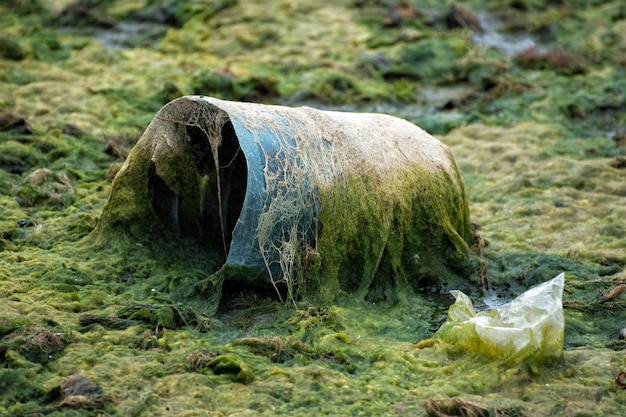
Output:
473 13 537 56
92 21 170 49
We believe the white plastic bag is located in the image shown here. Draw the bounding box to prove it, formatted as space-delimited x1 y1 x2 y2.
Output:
436 273 565 364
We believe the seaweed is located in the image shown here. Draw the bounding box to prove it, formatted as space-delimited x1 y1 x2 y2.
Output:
1 0 626 415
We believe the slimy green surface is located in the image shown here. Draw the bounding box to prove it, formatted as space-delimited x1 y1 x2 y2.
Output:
1 1 625 415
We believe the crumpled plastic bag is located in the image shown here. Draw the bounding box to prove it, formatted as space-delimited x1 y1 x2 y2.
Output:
435 273 565 364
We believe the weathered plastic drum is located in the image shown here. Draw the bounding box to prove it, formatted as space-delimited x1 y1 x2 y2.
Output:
99 96 476 301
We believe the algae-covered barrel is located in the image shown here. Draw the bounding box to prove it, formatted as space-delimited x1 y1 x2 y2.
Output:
97 96 476 302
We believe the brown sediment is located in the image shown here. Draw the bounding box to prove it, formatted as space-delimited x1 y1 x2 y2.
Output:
597 284 626 304
446 3 482 32
423 397 503 417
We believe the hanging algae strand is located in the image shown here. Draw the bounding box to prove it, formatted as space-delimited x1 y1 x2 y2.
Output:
93 96 477 307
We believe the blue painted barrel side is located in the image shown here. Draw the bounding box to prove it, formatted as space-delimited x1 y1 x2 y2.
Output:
224 115 302 274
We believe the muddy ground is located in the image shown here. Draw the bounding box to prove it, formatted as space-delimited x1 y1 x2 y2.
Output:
1 0 625 416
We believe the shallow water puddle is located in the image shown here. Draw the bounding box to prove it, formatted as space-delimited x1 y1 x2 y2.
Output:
92 21 168 49
473 13 538 56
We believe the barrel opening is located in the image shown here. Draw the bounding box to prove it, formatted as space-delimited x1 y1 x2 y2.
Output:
148 119 248 257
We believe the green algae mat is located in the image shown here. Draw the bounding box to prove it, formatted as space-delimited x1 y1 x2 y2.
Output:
1 0 625 416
